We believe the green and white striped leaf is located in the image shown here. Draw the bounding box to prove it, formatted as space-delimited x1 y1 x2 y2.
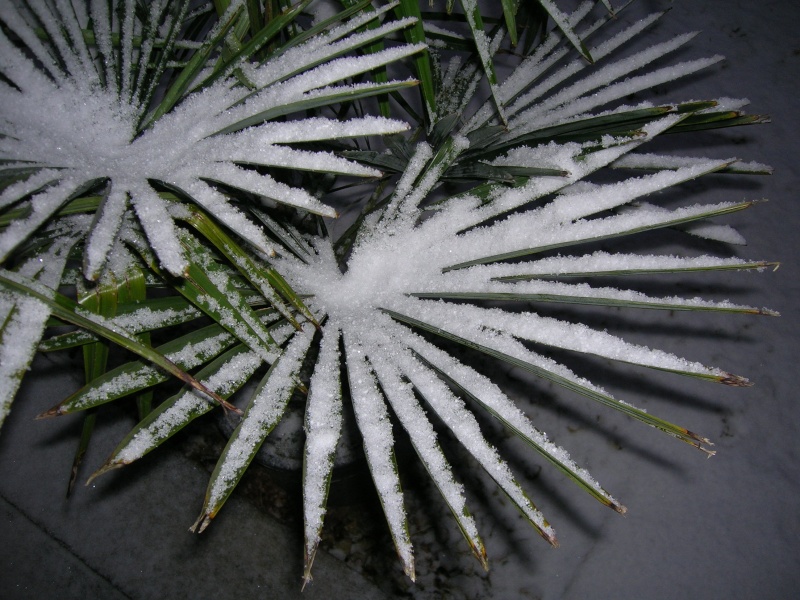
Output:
383 308 715 454
93 344 264 477
371 346 487 568
344 336 414 580
192 324 315 533
0 268 229 409
403 330 625 513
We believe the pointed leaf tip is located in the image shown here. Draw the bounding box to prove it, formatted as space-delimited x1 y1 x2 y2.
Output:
685 431 715 456
720 373 752 387
190 513 213 534
545 531 559 548
302 547 318 591
86 460 125 485
301 573 312 592
35 406 62 419
474 543 489 571
405 562 416 582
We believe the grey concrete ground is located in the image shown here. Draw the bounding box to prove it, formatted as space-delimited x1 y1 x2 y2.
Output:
2 1 799 598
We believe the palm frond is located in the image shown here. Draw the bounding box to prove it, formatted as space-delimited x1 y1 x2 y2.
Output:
0 0 419 279
0 0 778 588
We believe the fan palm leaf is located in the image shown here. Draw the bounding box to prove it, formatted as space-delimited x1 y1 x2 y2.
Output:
0 0 778 588
0 0 420 280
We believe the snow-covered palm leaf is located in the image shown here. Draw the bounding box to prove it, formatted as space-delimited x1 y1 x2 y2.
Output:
0 0 419 280
459 6 766 159
92 344 266 479
0 266 232 411
250 5 775 578
0 216 86 428
191 322 316 533
0 0 778 589
39 313 278 417
84 312 300 479
38 295 203 351
398 0 621 126
101 3 774 579
348 4 766 193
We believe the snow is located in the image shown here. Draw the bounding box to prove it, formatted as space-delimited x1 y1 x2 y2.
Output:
446 198 752 270
468 114 686 224
398 323 623 511
382 142 434 223
464 0 598 134
0 223 82 429
269 12 763 549
64 327 240 413
369 344 484 555
250 2 410 89
84 185 129 279
538 0 590 63
0 179 87 262
480 251 769 279
303 324 344 578
130 184 186 275
344 336 414 579
406 300 729 379
510 31 701 132
0 0 780 588
0 293 53 427
680 220 748 244
389 335 557 544
0 0 419 277
270 63 759 544
202 324 315 522
111 304 204 333
114 347 264 464
0 169 61 210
